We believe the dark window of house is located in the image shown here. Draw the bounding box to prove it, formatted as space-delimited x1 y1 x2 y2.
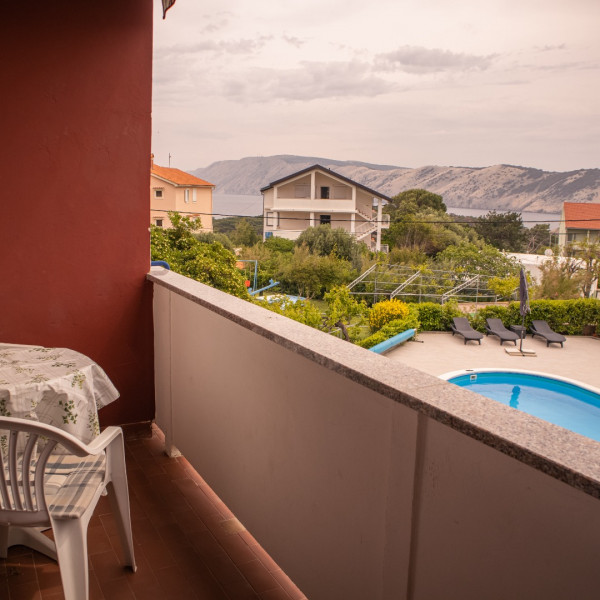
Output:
156 219 163 227
320 186 330 199
320 214 331 226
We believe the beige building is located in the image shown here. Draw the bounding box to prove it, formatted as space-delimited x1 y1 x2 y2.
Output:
151 160 214 231
261 165 391 251
558 202 600 250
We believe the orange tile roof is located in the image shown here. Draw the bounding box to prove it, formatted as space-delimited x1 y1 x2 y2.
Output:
151 164 214 187
563 202 600 230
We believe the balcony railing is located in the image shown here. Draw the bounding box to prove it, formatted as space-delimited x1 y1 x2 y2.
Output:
148 268 600 600
270 197 355 212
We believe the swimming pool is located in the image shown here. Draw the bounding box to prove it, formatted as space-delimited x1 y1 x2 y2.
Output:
442 369 600 442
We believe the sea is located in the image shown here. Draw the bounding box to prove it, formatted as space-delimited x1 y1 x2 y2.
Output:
213 194 561 229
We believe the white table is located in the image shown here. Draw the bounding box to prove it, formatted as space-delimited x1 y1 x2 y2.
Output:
0 343 119 443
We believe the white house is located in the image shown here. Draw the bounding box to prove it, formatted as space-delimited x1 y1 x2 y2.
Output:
261 164 391 251
558 202 600 250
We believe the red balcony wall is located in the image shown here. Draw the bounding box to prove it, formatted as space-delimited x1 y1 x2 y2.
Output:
1 0 155 426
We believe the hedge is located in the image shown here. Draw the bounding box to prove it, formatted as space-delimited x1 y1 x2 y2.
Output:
413 301 463 331
357 298 600 350
468 298 600 335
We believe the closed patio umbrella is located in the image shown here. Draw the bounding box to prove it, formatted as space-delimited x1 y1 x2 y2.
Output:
519 267 530 352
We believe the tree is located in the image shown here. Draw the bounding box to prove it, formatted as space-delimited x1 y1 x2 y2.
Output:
473 211 526 252
387 247 429 266
194 231 234 251
263 236 295 253
295 225 365 264
524 223 552 254
384 189 447 221
534 257 582 299
488 276 520 300
435 242 521 277
382 190 478 257
238 242 287 292
279 245 356 299
383 209 475 256
231 218 260 247
151 212 249 298
213 216 263 237
563 241 600 298
322 286 367 342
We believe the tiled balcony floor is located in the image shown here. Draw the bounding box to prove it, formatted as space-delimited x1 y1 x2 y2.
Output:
0 424 307 600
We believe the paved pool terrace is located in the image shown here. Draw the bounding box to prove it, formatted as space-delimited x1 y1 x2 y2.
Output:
387 331 600 389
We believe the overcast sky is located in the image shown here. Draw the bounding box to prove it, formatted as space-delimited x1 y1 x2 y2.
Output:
152 0 600 173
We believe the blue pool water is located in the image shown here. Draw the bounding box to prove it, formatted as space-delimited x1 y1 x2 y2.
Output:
446 371 600 442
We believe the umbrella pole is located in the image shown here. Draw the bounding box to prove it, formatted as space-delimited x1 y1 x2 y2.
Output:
520 314 525 352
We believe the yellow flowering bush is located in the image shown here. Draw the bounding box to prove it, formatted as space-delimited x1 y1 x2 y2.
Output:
369 299 410 332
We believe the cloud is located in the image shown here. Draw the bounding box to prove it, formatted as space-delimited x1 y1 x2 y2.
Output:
282 34 306 48
218 60 395 102
156 36 272 59
222 36 273 54
199 11 232 33
535 43 567 52
374 45 496 74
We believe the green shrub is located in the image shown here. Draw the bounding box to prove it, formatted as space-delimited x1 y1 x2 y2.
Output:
256 296 323 329
416 301 462 331
563 298 600 332
470 305 511 332
264 236 295 253
359 306 420 349
369 299 410 331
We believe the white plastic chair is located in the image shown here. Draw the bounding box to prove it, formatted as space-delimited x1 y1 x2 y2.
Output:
0 416 136 599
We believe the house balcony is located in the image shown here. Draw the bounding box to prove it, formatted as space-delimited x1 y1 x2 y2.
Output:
265 212 389 246
0 423 306 600
270 197 356 213
5 269 600 599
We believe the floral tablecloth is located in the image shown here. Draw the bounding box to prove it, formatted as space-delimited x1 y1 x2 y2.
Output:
0 343 119 443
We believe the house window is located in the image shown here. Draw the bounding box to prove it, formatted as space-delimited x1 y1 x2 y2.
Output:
320 187 330 199
320 214 331 226
567 232 576 242
155 219 163 227
192 189 197 203
184 189 190 203
266 212 279 227
154 189 163 199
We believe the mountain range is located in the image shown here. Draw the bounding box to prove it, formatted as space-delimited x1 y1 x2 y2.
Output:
191 155 600 214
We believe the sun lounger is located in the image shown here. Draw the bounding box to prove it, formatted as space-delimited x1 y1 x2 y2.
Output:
530 320 566 347
450 317 484 345
485 318 519 345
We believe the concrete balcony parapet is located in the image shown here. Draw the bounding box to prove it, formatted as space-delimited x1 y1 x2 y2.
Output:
148 267 600 600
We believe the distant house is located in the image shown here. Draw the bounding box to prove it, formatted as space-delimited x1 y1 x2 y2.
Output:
151 160 214 231
260 165 391 251
558 202 600 250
